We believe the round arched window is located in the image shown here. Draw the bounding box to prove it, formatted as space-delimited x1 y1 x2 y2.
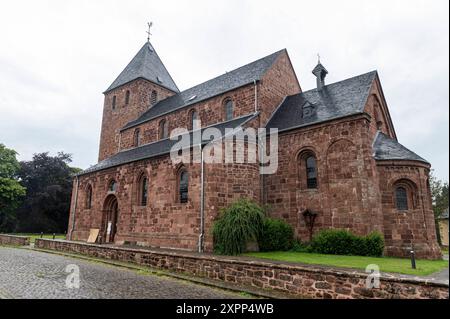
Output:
108 180 117 192
224 99 234 121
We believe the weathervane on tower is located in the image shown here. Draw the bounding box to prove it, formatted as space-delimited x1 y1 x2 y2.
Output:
146 22 153 42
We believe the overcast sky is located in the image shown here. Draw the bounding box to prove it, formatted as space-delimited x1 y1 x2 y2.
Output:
0 0 448 181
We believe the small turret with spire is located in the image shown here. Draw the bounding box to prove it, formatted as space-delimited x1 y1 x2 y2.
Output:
312 54 328 90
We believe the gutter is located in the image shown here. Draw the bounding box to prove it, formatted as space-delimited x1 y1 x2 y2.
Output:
69 176 79 240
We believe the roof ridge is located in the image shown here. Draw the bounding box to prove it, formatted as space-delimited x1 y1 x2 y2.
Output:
176 49 285 95
299 70 377 95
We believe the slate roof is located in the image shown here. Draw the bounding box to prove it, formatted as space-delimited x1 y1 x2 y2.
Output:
372 131 429 163
122 49 285 130
105 42 179 93
266 71 377 131
79 113 257 175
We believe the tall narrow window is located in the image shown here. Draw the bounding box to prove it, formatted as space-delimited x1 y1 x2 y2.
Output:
306 156 317 189
150 90 158 106
86 185 92 209
224 99 234 121
112 96 117 110
179 170 188 203
159 119 168 139
133 129 141 147
395 187 408 211
125 90 130 105
108 180 117 192
140 176 148 206
190 110 199 130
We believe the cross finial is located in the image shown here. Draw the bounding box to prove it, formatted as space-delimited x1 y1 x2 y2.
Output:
146 22 153 42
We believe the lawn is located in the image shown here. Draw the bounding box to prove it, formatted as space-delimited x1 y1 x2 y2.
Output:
11 233 66 244
243 251 449 276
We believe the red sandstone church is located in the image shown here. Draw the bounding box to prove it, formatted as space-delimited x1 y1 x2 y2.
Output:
67 40 441 259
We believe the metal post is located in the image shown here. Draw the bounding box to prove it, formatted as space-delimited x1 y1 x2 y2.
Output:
410 250 416 269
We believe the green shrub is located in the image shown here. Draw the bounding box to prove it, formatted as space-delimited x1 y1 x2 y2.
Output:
258 218 294 251
291 239 312 253
310 229 384 257
363 231 385 257
212 198 265 255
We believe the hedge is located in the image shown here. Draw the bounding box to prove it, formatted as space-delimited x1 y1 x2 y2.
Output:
310 229 384 257
258 218 294 251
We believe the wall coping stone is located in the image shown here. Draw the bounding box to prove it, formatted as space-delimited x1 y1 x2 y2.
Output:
0 234 30 239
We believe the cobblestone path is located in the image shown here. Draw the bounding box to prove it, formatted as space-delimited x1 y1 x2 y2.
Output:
0 246 245 299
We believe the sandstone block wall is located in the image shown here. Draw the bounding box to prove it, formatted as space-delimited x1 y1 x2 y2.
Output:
35 239 449 299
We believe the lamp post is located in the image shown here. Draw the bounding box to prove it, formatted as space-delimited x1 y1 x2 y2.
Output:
302 209 318 242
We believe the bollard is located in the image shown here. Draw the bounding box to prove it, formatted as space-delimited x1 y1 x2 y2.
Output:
52 233 55 240
410 250 416 269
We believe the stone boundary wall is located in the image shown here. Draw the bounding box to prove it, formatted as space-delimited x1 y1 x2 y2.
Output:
35 239 448 299
0 234 30 246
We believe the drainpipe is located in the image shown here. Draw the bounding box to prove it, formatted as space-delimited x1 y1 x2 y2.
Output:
254 79 258 113
69 175 79 240
198 144 205 253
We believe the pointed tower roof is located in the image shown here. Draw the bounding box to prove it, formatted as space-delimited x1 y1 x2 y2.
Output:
105 42 179 93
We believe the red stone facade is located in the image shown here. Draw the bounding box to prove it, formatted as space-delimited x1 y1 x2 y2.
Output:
99 79 176 161
68 45 441 259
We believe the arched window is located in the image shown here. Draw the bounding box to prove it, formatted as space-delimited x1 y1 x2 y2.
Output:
133 129 141 147
86 185 93 209
395 187 408 211
159 119 168 139
298 151 318 190
179 170 188 203
306 156 317 189
108 180 117 192
125 90 130 105
112 95 117 110
138 175 148 206
190 109 199 130
224 98 234 121
150 90 158 106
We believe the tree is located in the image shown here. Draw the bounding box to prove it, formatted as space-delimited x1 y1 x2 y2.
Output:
0 144 26 232
429 170 449 245
430 170 449 216
15 152 80 233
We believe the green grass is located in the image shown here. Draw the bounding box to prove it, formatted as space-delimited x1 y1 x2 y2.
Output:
441 247 449 255
243 251 449 276
11 233 66 244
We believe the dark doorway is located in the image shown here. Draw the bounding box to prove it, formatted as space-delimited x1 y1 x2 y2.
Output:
102 195 119 243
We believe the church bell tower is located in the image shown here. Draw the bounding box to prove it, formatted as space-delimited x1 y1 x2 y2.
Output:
98 38 179 162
